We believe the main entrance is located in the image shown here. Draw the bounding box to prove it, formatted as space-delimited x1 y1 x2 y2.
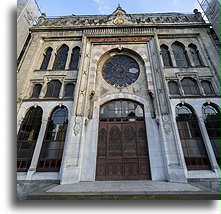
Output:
96 100 151 180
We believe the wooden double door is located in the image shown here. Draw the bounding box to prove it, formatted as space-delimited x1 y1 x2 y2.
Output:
96 100 151 181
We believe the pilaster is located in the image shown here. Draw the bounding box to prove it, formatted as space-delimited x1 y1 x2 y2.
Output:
148 35 187 183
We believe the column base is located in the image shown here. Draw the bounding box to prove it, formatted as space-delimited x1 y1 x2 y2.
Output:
60 167 80 184
167 165 187 183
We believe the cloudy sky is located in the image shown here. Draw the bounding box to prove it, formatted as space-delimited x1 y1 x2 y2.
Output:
36 0 202 16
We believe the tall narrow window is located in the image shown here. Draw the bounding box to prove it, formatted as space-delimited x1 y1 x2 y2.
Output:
69 46 80 70
201 80 215 95
172 42 190 67
17 106 43 172
176 104 211 170
64 83 75 98
53 44 69 70
202 104 220 167
188 44 203 66
160 44 172 66
168 81 180 95
181 78 200 95
45 80 61 98
31 84 42 98
37 106 68 172
40 47 53 70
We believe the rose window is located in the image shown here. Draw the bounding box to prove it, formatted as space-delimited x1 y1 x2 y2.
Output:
102 55 140 87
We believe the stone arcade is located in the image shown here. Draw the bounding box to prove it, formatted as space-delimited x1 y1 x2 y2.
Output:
17 6 220 199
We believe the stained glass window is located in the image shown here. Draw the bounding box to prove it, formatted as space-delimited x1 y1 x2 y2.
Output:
102 55 140 87
40 47 53 70
202 104 220 166
45 80 61 98
168 81 180 95
188 44 203 66
176 104 211 170
37 106 68 172
69 46 80 70
201 80 215 95
160 44 172 66
31 84 42 98
100 100 144 119
53 44 69 70
172 42 190 67
181 78 200 95
64 83 75 98
17 106 43 172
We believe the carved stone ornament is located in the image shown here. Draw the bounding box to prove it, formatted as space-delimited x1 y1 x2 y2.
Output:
206 98 211 104
58 101 63 107
114 18 125 25
162 115 172 134
73 116 82 136
163 122 172 134
34 102 39 108
36 5 204 28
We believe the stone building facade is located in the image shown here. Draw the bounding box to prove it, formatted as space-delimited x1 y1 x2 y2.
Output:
17 6 220 187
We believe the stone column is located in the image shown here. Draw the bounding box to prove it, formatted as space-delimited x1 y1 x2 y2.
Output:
185 46 194 67
39 78 48 98
65 48 72 70
148 35 187 183
26 117 48 180
48 50 56 70
197 116 220 174
168 47 176 67
59 78 65 98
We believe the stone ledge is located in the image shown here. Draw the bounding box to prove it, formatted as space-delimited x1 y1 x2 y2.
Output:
28 192 220 200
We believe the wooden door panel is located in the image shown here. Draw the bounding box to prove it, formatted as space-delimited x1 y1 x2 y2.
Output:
96 100 151 181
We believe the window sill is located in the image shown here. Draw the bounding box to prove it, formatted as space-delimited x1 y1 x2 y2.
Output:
34 69 78 72
24 98 74 102
164 66 208 69
169 95 220 99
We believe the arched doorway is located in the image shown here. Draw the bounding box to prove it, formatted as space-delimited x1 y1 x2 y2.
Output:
96 100 151 180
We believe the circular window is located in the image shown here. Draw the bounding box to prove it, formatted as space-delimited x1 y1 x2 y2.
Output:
102 55 140 87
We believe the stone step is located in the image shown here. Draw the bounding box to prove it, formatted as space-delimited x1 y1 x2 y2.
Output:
27 180 220 200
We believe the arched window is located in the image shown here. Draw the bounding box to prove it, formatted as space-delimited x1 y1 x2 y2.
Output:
172 42 190 67
188 44 203 66
45 80 61 98
64 83 75 98
37 106 68 172
181 78 200 95
31 84 42 98
53 44 69 70
168 81 180 95
40 47 53 70
201 80 215 95
69 46 80 70
202 103 220 166
17 106 43 172
176 104 211 170
160 44 172 67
